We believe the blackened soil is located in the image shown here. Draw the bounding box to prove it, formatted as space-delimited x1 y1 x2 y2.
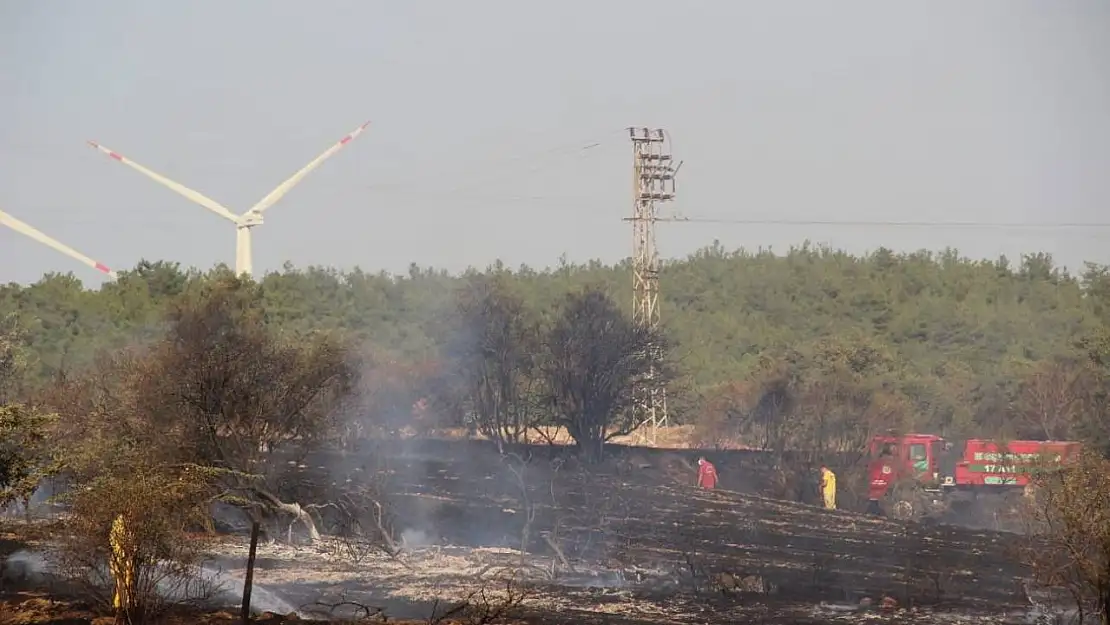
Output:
293 438 1031 618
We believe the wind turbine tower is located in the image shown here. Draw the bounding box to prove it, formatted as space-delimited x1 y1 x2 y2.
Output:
1 207 117 279
88 121 372 278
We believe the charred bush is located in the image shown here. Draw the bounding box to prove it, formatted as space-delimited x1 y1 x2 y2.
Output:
1020 452 1110 625
55 467 220 622
422 571 532 625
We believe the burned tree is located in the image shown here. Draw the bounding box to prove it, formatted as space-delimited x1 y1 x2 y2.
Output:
38 351 230 616
1013 358 1088 441
706 335 909 503
98 275 359 541
1022 452 1110 625
539 287 662 462
443 275 542 451
693 379 793 453
346 354 442 442
44 275 359 543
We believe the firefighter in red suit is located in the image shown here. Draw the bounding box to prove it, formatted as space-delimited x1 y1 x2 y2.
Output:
697 457 718 489
866 444 894 515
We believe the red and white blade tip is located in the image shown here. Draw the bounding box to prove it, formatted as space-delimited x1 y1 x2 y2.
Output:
87 140 123 160
95 262 113 274
339 121 372 145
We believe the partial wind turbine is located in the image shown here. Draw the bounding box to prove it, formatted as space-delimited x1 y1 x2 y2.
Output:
87 121 372 278
0 207 118 279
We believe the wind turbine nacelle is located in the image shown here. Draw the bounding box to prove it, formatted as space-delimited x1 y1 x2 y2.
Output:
239 212 264 227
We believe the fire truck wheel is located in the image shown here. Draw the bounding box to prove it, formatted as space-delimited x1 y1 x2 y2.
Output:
891 500 914 520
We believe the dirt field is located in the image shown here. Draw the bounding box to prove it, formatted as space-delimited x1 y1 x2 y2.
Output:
0 439 1062 624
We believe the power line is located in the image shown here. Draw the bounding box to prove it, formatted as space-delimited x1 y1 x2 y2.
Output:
365 129 624 194
361 186 1108 231
358 192 1110 230
660 217 1110 229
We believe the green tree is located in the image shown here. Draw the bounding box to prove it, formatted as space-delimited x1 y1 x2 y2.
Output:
0 315 57 514
0 405 56 513
1074 329 1110 456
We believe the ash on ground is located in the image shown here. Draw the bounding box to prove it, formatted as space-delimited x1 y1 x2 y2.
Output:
207 535 1047 625
210 534 676 621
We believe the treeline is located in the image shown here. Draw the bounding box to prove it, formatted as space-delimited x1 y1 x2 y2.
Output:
4 243 1110 622
3 242 1110 450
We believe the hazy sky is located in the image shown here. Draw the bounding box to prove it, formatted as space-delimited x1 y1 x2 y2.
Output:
2 1 1108 286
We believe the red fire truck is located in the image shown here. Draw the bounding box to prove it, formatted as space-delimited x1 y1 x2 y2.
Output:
866 433 1082 520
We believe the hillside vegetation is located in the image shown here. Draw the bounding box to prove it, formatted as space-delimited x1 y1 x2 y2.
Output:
3 242 1110 449
5 242 1110 623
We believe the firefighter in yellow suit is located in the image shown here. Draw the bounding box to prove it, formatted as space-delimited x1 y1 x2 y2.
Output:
819 465 837 510
109 513 136 616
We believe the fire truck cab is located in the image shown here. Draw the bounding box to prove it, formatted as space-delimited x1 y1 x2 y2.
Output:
868 433 947 487
866 433 951 519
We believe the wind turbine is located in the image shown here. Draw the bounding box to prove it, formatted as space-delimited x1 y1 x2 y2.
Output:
0 207 118 279
87 121 372 278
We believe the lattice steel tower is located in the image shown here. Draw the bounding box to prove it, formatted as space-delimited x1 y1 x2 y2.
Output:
625 127 677 445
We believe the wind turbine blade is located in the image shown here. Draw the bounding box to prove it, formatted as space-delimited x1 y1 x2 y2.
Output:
87 140 241 224
247 120 372 216
0 208 118 279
